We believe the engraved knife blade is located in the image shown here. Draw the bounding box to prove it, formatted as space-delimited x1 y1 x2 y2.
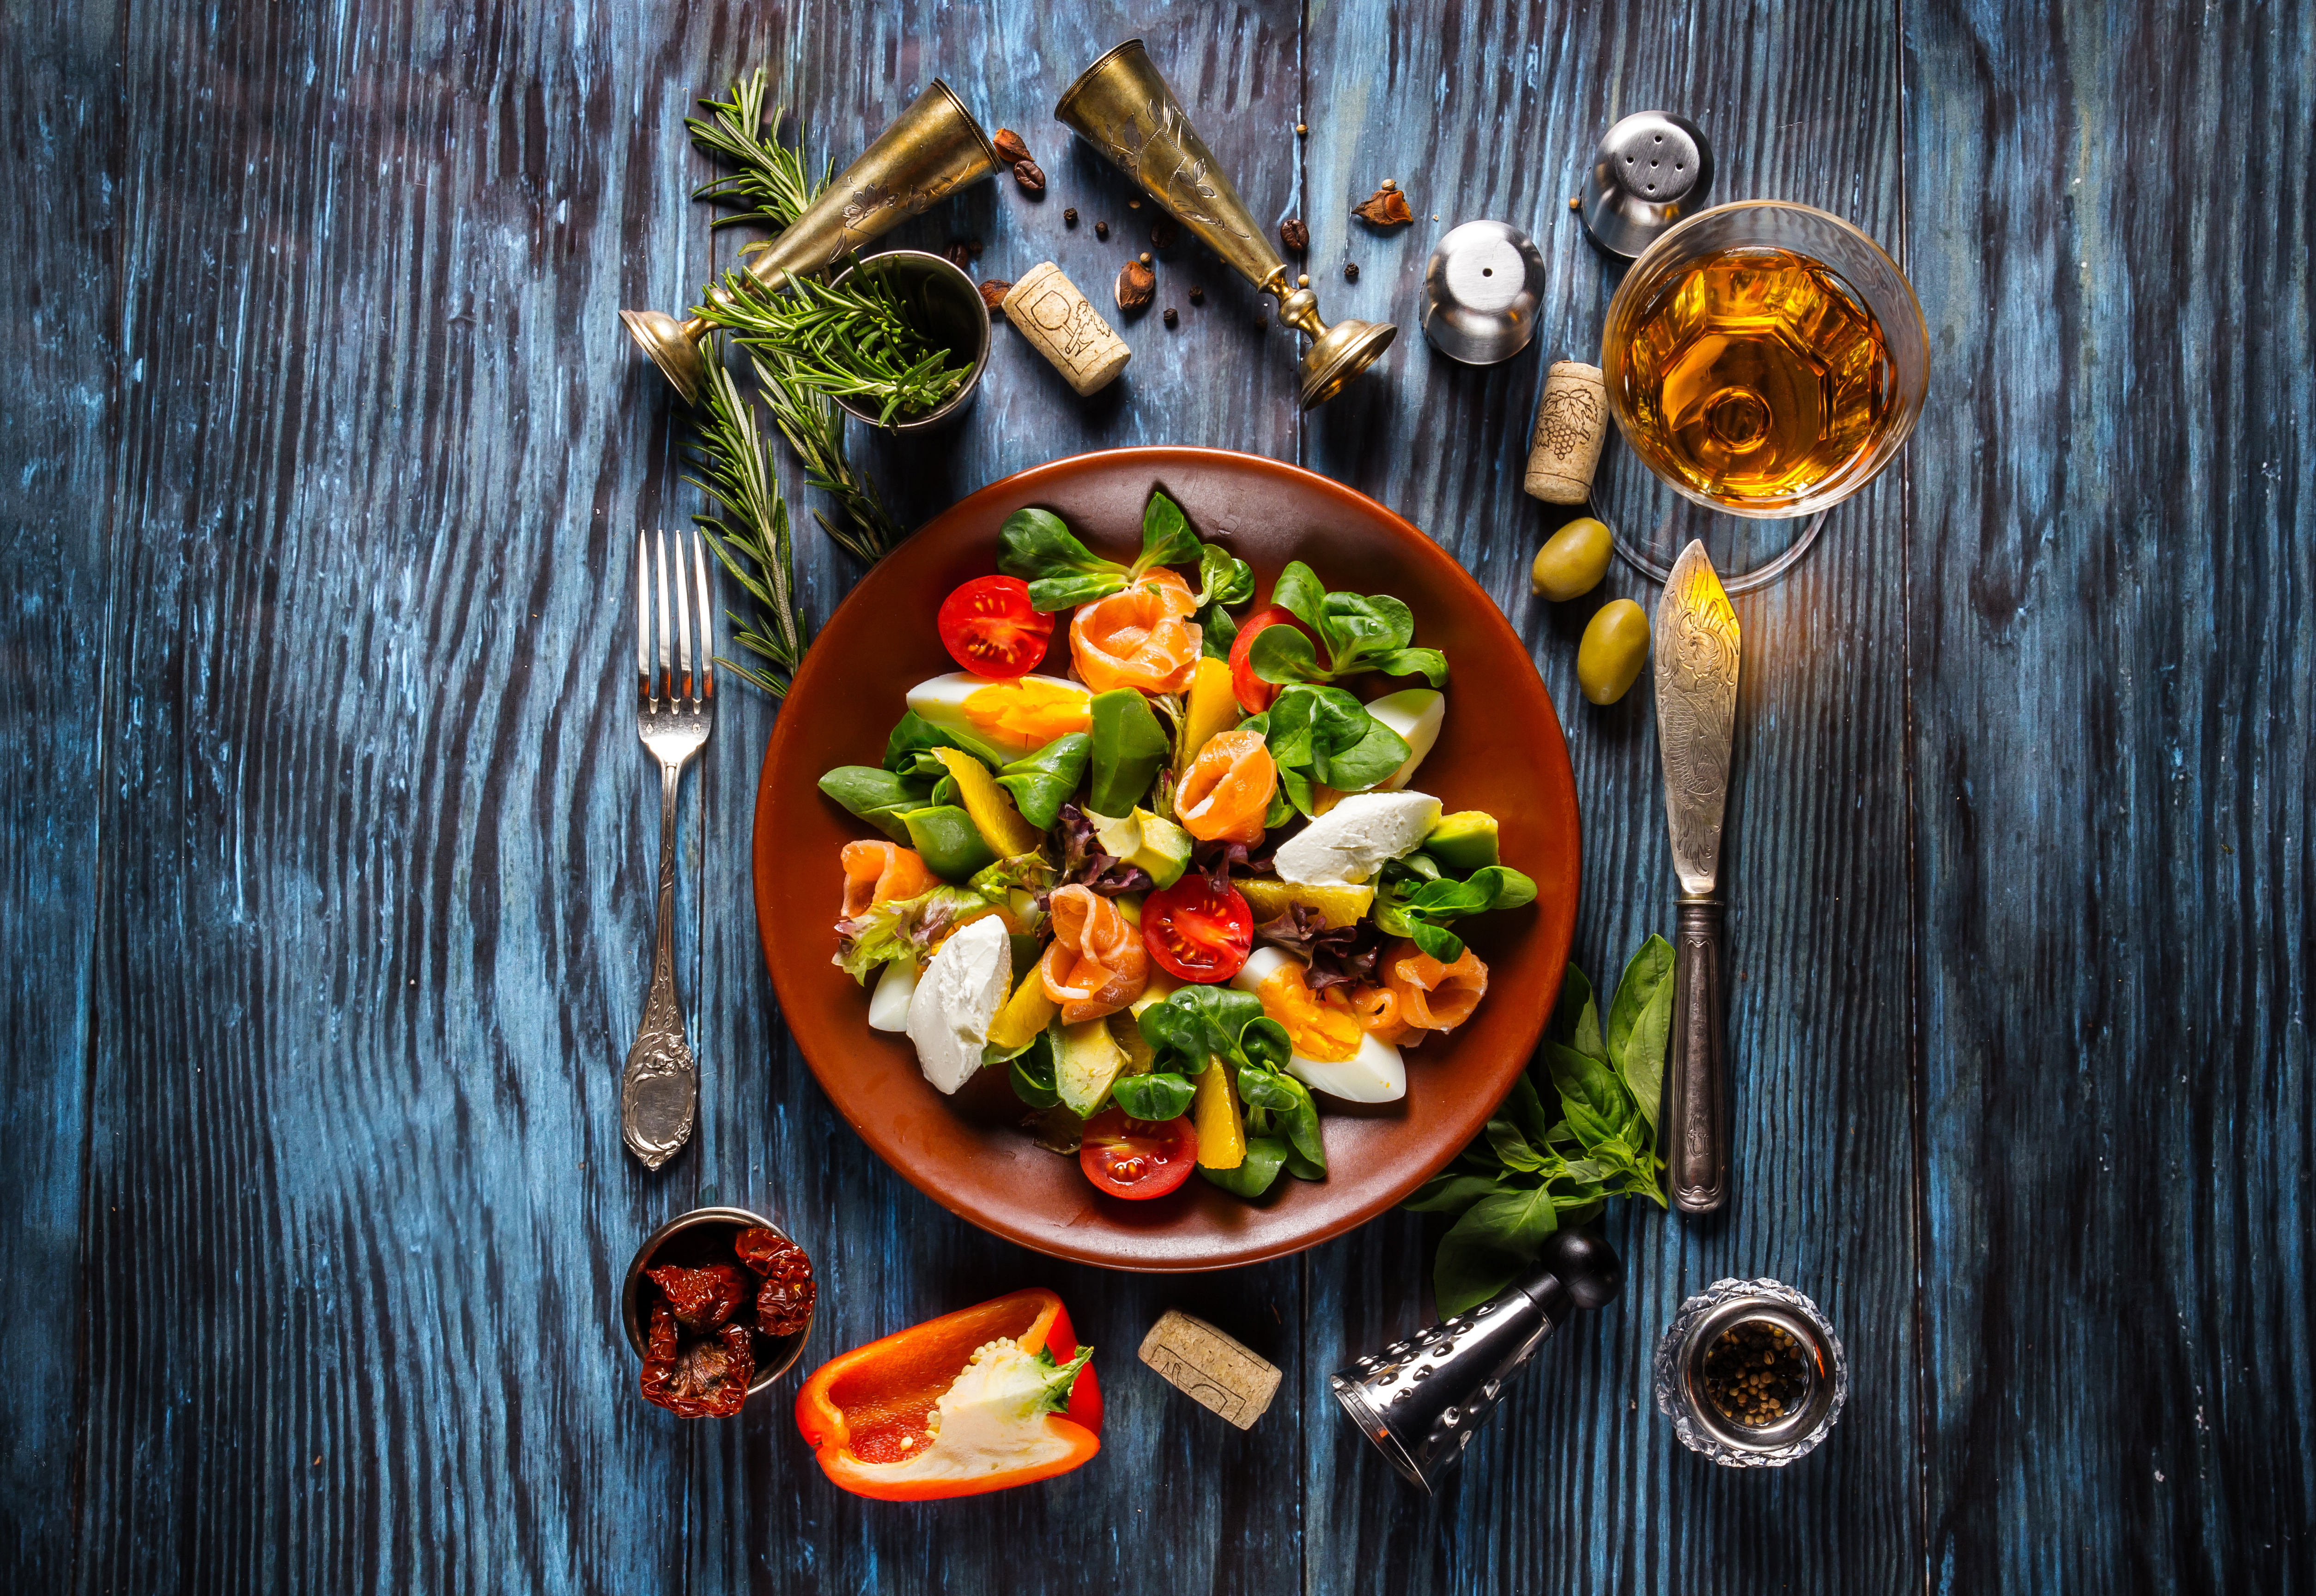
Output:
1654 539 1740 1215
1655 541 1740 895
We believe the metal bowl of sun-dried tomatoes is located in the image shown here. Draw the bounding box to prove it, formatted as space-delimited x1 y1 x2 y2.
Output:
621 1206 818 1418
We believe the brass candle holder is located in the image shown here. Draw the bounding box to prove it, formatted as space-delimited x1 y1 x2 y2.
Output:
620 80 1002 403
1055 40 1396 408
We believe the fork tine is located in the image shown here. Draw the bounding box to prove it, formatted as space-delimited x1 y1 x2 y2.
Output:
636 532 650 704
655 529 673 702
691 528 715 704
671 531 693 703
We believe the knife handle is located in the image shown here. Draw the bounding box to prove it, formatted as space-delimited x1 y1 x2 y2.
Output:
1662 896 1728 1215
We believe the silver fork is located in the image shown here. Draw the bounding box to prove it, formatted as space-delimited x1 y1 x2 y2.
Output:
621 528 715 1170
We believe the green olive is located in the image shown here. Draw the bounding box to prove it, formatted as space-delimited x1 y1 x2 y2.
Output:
1577 599 1651 705
1531 517 1613 601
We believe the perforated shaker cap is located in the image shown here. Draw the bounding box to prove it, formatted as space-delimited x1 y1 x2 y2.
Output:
1578 111 1716 257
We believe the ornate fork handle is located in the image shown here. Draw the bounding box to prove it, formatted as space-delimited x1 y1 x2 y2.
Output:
621 756 698 1169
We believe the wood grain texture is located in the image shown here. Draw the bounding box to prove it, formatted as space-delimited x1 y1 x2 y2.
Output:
1297 2 1920 1592
0 6 118 1590
1907 3 2316 1589
7 0 2313 1590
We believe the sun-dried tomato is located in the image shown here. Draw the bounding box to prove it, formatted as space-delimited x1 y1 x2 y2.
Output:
645 1262 749 1332
735 1227 818 1337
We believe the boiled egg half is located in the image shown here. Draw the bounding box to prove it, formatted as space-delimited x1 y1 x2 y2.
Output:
905 671 1093 762
1230 946 1406 1103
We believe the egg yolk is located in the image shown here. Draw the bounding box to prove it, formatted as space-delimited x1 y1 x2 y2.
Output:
1257 966 1364 1063
963 678 1092 747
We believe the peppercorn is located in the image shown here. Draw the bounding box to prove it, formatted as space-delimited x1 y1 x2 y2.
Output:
1699 1319 1811 1429
1188 285 1205 305
1344 262 1359 281
1064 207 1079 226
1163 307 1178 327
1151 218 1178 249
1095 220 1110 240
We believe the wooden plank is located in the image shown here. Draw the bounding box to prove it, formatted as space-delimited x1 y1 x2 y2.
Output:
1906 2 2316 1586
0 7 120 1588
73 1 730 1587
678 6 1311 1592
1297 2 1920 1591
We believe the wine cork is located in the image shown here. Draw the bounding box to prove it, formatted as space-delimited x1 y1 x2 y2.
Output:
1137 1309 1280 1429
1000 262 1131 396
1524 359 1609 504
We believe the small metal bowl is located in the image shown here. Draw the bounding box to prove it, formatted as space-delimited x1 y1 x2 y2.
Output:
1653 1277 1846 1466
1419 221 1548 365
621 1205 814 1402
827 248 991 434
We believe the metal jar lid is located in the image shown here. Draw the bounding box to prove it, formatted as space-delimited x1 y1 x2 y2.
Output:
1419 220 1549 364
1577 111 1715 257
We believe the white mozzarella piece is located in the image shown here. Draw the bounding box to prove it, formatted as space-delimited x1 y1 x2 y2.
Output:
1365 689 1445 792
1229 948 1407 1103
904 916 1011 1093
903 672 1090 761
866 957 920 1033
1272 791 1444 885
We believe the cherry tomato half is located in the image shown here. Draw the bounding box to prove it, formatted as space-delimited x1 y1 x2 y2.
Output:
1079 1108 1198 1200
1226 605 1316 713
1142 874 1255 984
937 575 1054 678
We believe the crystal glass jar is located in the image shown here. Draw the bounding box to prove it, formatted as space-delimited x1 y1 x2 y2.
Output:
1653 1277 1847 1467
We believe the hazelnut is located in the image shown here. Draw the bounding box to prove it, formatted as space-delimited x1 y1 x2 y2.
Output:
1011 159 1045 193
979 279 1012 312
1279 217 1309 254
1116 258 1156 311
992 128 1031 165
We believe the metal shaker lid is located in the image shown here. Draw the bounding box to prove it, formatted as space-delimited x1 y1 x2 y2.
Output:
1578 111 1715 257
1419 220 1549 364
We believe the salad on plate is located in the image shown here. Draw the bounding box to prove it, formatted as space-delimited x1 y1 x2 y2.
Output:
817 488 1537 1204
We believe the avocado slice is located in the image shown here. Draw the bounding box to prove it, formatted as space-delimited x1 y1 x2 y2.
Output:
1053 1016 1130 1117
1088 806 1194 889
1424 810 1501 874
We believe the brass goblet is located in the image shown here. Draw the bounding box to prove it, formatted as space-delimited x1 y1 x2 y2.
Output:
1055 40 1396 408
620 79 1001 403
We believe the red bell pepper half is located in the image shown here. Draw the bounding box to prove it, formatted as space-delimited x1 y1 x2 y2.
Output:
794 1288 1102 1500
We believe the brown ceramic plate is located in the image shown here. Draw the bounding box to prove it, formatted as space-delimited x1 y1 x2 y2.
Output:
754 447 1580 1270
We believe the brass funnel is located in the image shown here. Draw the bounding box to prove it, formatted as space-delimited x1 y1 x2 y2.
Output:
621 79 1002 402
1055 40 1395 408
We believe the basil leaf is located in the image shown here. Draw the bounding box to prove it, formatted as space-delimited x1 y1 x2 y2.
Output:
1283 1146 1327 1181
1199 602 1238 659
994 733 1091 832
1547 1042 1638 1149
1199 1135 1291 1197
998 506 1126 591
1553 965 1596 1051
1192 542 1253 609
1249 620 1327 685
1008 1034 1061 1108
1239 1017 1292 1075
1319 591 1414 662
1374 646 1449 685
1112 1071 1197 1120
1134 487 1201 572
1404 1171 1503 1215
1314 713 1413 792
883 709 963 773
1269 560 1330 637
817 766 928 844
1485 1117 1549 1173
1026 571 1127 612
1408 919 1466 963
1435 1185 1560 1317
1607 933 1677 1137
1504 1071 1555 1147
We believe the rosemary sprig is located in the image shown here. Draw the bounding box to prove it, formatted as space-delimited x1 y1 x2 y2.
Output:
692 267 972 427
684 68 826 230
685 74 908 562
685 344 806 697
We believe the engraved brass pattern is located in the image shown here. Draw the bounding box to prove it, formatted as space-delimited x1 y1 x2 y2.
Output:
1654 540 1740 896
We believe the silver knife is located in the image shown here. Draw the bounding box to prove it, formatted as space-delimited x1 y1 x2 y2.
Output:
1653 540 1740 1215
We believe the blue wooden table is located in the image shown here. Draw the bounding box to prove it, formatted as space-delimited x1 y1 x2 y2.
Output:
5 2 2310 1591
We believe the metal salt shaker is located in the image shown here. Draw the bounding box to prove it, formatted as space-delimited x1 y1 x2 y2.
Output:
1330 1230 1621 1493
1576 111 1716 258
